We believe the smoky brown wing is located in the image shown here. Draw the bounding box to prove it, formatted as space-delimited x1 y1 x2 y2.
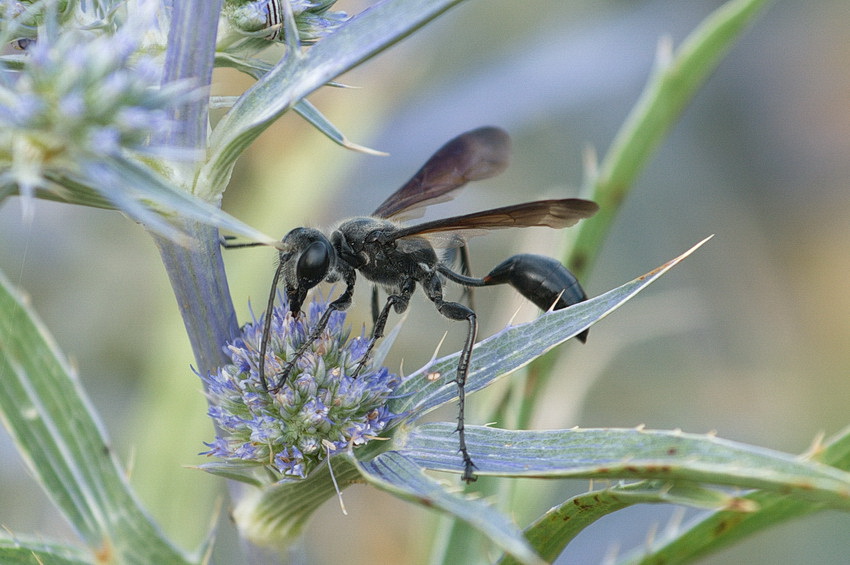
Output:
389 198 599 240
372 127 511 220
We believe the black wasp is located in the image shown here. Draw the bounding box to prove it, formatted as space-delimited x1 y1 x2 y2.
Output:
226 127 598 482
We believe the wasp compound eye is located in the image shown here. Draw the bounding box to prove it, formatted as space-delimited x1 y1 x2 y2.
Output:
297 239 332 288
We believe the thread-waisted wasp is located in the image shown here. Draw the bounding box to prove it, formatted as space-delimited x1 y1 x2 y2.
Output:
225 127 598 482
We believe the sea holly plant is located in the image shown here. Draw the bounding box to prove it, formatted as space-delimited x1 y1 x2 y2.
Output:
5 0 849 564
198 238 711 557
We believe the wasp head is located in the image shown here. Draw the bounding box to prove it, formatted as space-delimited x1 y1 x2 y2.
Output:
279 227 335 315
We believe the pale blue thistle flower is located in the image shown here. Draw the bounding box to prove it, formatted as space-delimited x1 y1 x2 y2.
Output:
200 295 400 481
0 0 193 215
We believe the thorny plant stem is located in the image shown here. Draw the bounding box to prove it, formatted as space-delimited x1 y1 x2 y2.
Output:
151 0 237 377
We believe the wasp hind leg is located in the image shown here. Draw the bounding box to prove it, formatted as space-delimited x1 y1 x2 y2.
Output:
423 272 479 483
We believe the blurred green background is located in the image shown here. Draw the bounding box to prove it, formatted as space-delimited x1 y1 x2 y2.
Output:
2 1 850 563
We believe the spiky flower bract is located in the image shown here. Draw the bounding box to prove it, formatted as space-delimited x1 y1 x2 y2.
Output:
201 295 400 483
220 0 346 48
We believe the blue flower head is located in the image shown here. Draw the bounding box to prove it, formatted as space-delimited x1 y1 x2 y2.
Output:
200 295 400 481
0 0 193 214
